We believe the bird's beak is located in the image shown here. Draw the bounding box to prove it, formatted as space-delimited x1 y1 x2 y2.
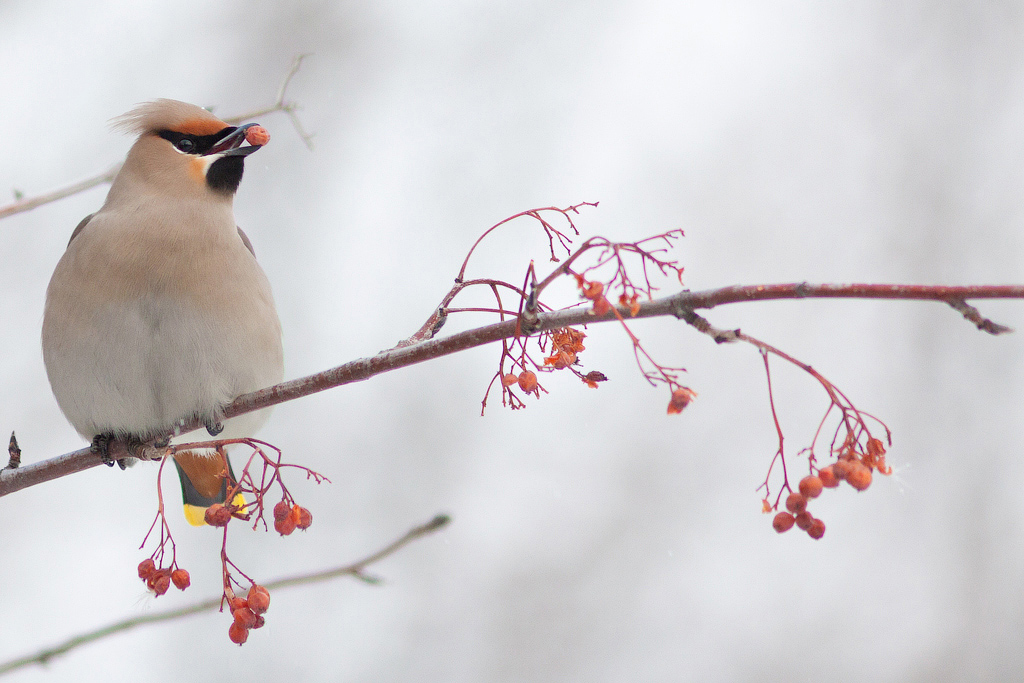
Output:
206 123 263 157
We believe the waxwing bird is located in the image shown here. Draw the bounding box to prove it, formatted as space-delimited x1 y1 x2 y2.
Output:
42 99 284 525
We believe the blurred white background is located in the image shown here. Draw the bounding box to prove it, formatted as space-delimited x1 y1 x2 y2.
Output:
2 1 1023 681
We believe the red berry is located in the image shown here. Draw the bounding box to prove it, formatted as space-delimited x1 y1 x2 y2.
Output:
229 596 249 611
795 511 814 531
785 492 807 514
137 558 156 580
252 615 266 629
807 518 826 539
818 466 839 488
846 464 872 491
273 500 290 522
772 512 795 533
274 515 296 536
501 373 519 388
228 621 249 645
799 476 823 499
205 503 231 527
171 568 190 590
247 585 271 615
244 125 270 147
295 506 313 530
233 607 257 629
517 371 538 393
152 573 171 596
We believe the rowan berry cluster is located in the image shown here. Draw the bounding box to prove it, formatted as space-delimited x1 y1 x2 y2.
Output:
771 437 891 539
227 584 270 645
137 558 190 596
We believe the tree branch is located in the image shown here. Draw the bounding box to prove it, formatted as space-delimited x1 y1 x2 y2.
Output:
0 513 450 676
0 54 311 221
3 282 1019 498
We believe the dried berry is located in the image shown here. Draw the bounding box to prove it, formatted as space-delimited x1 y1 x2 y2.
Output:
798 475 823 499
152 572 171 596
501 373 519 388
581 281 604 300
807 518 826 539
273 500 290 522
247 585 271 614
592 296 612 316
252 615 266 629
795 511 814 531
205 503 231 527
772 512 795 533
274 515 297 536
666 387 697 414
171 568 191 590
138 558 156 580
846 464 872 491
228 621 249 645
517 371 538 393
295 506 313 530
229 596 249 611
233 607 257 629
245 125 270 146
818 466 839 488
785 492 807 514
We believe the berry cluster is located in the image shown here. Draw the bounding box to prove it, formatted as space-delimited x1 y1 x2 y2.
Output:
227 584 270 645
137 558 190 596
272 499 313 536
772 438 890 539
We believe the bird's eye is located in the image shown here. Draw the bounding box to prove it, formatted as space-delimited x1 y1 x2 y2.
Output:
175 138 196 153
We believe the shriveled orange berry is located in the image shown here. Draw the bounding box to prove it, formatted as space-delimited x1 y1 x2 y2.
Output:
252 615 266 629
295 506 313 530
229 596 249 611
501 373 519 388
274 515 297 536
247 585 271 614
795 511 814 531
205 503 231 527
233 607 257 629
846 464 872 491
799 475 823 499
818 466 839 488
517 370 538 393
807 518 826 539
228 621 249 645
581 281 604 300
773 512 795 533
245 125 270 146
592 296 612 316
138 558 156 580
666 387 697 414
785 492 807 514
171 568 191 590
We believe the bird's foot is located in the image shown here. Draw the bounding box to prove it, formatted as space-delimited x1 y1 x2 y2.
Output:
91 433 130 469
205 417 224 437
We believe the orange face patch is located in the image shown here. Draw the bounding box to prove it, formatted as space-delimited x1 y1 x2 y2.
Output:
188 156 209 185
176 116 229 136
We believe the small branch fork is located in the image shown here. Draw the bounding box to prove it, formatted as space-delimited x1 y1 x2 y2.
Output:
0 54 313 221
0 513 451 676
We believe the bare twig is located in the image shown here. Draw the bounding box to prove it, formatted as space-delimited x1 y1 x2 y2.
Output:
0 55 312 222
0 513 450 676
2 281 1020 498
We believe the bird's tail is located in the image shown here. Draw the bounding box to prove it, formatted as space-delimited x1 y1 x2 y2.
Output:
173 449 247 526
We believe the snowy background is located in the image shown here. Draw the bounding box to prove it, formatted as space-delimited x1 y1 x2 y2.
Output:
2 1 1024 681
